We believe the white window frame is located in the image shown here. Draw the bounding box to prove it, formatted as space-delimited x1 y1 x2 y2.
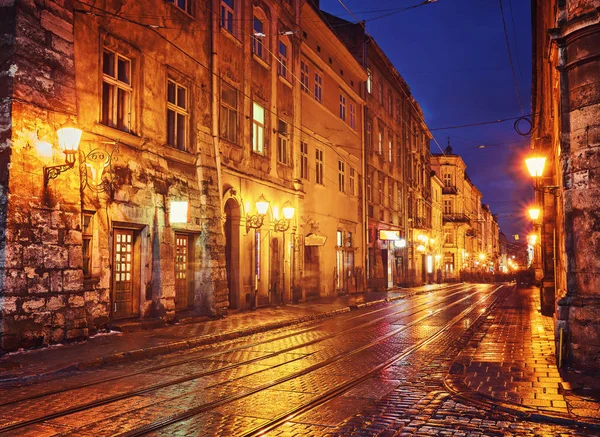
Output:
278 39 289 79
300 60 309 93
338 160 345 193
300 141 308 180
315 147 324 185
220 81 238 144
221 0 234 34
102 49 133 132
339 93 346 121
166 78 188 151
253 16 264 59
277 119 290 165
252 101 265 154
314 71 323 103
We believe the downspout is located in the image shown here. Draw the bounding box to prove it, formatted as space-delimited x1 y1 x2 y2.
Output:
362 36 368 292
210 0 224 213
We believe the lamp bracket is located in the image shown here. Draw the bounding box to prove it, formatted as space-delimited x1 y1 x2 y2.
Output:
274 219 291 233
44 162 75 186
246 214 265 233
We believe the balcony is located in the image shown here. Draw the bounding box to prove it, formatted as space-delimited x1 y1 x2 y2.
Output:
443 213 470 225
442 185 458 195
410 216 427 229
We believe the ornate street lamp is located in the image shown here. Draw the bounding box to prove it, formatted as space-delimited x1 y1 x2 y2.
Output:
525 155 546 178
274 201 295 232
246 194 269 232
44 120 83 186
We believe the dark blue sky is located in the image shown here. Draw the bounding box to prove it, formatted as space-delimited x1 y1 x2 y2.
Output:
321 0 533 240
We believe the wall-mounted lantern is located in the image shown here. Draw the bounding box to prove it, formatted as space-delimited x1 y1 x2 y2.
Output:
274 201 295 232
246 194 270 232
44 121 82 186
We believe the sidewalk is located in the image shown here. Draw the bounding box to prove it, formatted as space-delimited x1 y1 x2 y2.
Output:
445 285 600 428
0 285 436 383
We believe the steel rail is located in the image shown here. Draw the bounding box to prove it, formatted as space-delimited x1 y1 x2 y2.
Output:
116 285 502 437
0 283 466 409
0 284 475 434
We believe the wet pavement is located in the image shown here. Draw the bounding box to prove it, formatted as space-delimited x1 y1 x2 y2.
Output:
0 283 598 436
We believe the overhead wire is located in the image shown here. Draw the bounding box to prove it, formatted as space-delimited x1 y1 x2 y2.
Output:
74 0 375 181
335 0 446 155
498 0 524 115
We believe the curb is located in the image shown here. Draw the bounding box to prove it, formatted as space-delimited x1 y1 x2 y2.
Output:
443 374 600 430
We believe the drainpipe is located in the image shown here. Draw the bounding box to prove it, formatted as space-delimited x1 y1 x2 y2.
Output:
210 0 224 213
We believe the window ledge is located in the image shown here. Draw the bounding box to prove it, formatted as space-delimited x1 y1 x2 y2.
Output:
279 74 293 88
161 145 196 165
253 54 270 69
166 1 195 20
92 122 144 149
220 27 241 46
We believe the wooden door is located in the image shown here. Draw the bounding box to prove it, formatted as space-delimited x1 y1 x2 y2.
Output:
175 234 192 309
113 229 135 319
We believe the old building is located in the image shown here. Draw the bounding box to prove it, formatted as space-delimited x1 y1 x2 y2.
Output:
531 0 600 372
1 0 227 350
431 144 499 281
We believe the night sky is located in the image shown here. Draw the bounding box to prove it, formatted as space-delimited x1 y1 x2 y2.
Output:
321 0 533 240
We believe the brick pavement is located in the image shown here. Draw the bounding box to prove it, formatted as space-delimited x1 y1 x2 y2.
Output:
445 285 600 428
0 286 441 383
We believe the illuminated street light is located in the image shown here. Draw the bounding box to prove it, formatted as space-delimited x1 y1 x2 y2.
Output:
528 207 540 221
525 155 546 178
246 194 270 232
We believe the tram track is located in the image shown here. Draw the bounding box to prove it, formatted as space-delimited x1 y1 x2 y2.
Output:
0 284 468 410
0 283 491 435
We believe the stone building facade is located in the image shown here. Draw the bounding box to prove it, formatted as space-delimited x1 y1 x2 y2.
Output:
0 0 227 350
532 0 600 372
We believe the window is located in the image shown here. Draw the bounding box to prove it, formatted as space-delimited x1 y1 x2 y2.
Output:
378 172 384 205
167 79 188 151
220 81 238 144
367 172 373 202
82 212 94 278
338 160 345 192
349 167 355 195
252 101 265 154
300 60 309 93
278 40 289 79
444 199 452 214
277 119 290 165
253 17 264 59
221 0 234 33
102 49 132 132
366 68 372 94
378 129 383 155
388 179 393 208
339 93 346 121
314 71 323 102
443 173 452 187
300 141 308 180
315 147 324 185
387 92 393 114
349 102 356 128
167 0 192 15
366 122 372 152
388 138 393 162
377 80 383 105
336 230 343 247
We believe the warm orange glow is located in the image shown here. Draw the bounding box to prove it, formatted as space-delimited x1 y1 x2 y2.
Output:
282 201 295 220
56 121 82 154
528 207 540 221
525 155 546 178
255 194 269 215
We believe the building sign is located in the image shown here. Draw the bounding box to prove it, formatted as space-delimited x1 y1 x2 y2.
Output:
305 233 327 246
378 230 400 241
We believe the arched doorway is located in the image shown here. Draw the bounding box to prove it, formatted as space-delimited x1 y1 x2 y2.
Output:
224 198 241 309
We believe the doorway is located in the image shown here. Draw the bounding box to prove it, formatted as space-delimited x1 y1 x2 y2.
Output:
112 229 140 319
174 234 193 309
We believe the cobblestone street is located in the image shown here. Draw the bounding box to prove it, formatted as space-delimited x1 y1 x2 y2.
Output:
0 284 598 436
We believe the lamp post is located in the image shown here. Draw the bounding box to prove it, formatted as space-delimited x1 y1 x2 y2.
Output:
274 201 295 304
528 207 542 280
246 194 269 309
